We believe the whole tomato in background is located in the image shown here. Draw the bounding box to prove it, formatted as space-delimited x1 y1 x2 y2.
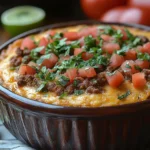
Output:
80 0 127 19
128 0 150 10
101 6 150 26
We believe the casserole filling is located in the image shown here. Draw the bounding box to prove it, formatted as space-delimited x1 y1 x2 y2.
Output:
1 24 150 107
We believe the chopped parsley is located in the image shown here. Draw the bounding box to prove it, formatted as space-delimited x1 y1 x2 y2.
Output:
74 90 84 95
30 46 44 60
137 53 150 61
125 64 131 68
59 92 68 99
118 90 131 100
57 76 70 86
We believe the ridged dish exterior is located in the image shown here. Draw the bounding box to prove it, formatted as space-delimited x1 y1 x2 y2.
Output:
1 98 150 150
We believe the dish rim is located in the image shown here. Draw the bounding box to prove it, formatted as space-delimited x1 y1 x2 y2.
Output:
1 20 150 116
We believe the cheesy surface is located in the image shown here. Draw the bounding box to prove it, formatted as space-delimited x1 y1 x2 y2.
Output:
0 24 150 107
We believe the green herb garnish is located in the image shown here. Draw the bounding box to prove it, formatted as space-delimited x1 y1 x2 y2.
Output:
57 76 70 86
118 90 131 100
74 90 84 95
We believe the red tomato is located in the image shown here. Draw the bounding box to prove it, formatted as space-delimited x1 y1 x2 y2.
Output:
132 72 146 88
65 68 78 82
110 54 125 68
21 37 36 50
124 50 137 60
78 67 96 78
142 42 150 54
101 34 115 42
78 26 98 38
121 60 138 74
135 60 150 69
80 0 126 19
74 48 83 56
101 6 150 26
102 42 120 54
64 32 79 41
18 65 36 75
59 55 71 63
39 37 49 54
41 53 58 68
106 71 124 88
101 7 126 22
82 52 94 60
48 30 56 36
128 0 150 10
74 48 93 60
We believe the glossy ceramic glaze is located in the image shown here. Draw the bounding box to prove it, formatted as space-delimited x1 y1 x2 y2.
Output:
1 20 150 150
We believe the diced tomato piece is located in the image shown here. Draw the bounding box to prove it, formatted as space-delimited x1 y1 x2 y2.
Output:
110 54 125 68
135 60 150 69
39 37 49 54
124 50 137 60
64 32 79 41
120 29 128 40
79 37 85 47
78 67 96 78
102 42 120 54
41 53 58 68
82 52 94 60
48 30 56 36
78 26 98 38
59 55 71 63
65 68 78 82
74 48 83 56
106 71 124 88
21 37 36 50
74 48 93 60
101 34 114 42
142 42 150 54
132 73 146 88
18 65 36 75
121 60 138 74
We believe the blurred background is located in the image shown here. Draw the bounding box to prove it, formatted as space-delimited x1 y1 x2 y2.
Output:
0 0 150 43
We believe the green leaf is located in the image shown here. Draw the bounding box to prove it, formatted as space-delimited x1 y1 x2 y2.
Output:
53 33 64 39
36 82 47 92
36 54 51 64
118 90 131 100
74 90 84 95
57 76 70 86
137 53 150 61
84 35 96 50
59 92 68 99
125 64 131 69
134 65 142 71
30 46 44 60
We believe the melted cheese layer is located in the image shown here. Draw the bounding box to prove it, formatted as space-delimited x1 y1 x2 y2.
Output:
1 24 150 107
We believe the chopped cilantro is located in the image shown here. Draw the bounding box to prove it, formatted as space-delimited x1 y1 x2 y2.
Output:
118 90 131 100
53 33 63 39
137 53 150 61
73 79 80 87
59 92 68 99
36 82 47 92
36 54 51 64
84 35 96 50
57 76 70 86
74 90 84 95
30 46 44 60
134 65 142 71
125 64 131 68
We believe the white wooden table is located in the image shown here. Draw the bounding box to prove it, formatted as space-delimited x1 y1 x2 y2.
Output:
0 120 35 150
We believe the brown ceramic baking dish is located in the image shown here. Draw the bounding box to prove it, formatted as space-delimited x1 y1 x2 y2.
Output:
1 20 150 150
